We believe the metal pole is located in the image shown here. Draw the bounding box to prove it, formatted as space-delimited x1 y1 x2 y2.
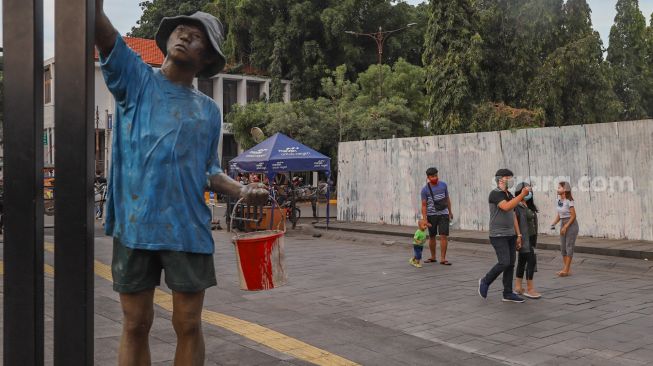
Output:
54 0 95 364
96 106 100 172
2 0 45 364
375 27 384 65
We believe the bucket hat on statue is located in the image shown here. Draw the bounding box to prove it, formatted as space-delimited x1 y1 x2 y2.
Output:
155 11 227 78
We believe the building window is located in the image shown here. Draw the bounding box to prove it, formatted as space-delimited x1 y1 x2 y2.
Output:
246 82 262 102
198 78 213 99
222 80 238 118
221 134 239 172
44 67 52 104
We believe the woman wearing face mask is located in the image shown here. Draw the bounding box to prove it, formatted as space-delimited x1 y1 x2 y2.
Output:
550 181 578 277
513 182 541 299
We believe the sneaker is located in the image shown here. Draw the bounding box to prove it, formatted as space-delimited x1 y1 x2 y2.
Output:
409 258 415 266
502 293 526 303
478 278 488 299
414 261 422 268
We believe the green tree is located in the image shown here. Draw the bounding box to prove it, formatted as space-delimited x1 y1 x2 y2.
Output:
607 0 650 119
321 0 427 72
527 33 622 126
230 59 428 166
210 0 331 99
524 0 622 126
265 98 339 158
476 0 520 105
563 0 593 41
643 13 653 117
228 102 272 150
423 0 483 134
476 0 566 108
269 40 285 103
229 98 340 171
321 65 360 142
357 97 418 140
469 103 544 132
201 0 425 99
129 0 211 39
355 59 427 135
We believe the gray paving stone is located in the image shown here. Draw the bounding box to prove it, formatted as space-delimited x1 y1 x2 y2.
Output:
6 227 653 365
206 346 283 366
623 348 653 364
508 350 559 366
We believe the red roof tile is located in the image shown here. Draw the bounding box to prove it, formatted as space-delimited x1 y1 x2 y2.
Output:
94 36 269 76
94 36 164 66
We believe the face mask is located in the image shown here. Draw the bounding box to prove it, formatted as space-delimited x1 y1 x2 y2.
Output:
428 177 439 185
525 192 533 201
505 178 515 189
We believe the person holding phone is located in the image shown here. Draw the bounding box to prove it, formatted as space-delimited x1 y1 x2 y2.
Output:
478 169 531 303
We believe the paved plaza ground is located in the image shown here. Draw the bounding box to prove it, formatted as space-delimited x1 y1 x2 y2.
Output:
2 222 653 365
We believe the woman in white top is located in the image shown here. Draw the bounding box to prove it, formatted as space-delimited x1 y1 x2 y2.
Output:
550 181 579 277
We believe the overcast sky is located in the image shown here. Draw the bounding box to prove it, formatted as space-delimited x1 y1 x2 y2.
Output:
0 0 652 59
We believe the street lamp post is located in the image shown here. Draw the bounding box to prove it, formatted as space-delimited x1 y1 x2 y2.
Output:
345 23 416 65
345 23 416 99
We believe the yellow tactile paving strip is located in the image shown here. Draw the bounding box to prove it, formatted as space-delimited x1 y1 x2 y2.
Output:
0 261 55 276
0 243 359 366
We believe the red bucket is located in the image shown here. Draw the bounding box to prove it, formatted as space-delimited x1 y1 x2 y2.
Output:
232 230 287 291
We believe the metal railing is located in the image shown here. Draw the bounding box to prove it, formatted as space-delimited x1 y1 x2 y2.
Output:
3 0 96 364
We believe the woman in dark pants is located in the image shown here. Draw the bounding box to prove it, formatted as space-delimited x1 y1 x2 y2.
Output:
513 182 541 299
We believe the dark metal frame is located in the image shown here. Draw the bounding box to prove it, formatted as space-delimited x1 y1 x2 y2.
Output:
53 0 96 364
2 0 45 364
3 0 96 363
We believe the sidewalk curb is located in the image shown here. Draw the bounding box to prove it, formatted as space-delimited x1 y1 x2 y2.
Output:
313 223 653 261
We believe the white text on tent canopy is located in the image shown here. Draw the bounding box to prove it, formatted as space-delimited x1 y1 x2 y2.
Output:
278 147 311 157
255 162 267 171
313 160 329 169
246 148 269 158
271 161 288 170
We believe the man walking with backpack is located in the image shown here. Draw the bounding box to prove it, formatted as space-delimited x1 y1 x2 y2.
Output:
421 167 453 265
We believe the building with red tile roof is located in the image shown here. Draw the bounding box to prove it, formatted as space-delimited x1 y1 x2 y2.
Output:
93 36 267 76
44 36 290 175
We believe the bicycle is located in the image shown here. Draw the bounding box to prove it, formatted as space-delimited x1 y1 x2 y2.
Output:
94 182 107 219
280 199 301 229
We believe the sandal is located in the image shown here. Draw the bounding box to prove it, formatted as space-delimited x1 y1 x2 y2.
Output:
424 258 437 263
523 291 542 299
514 288 525 295
440 261 452 265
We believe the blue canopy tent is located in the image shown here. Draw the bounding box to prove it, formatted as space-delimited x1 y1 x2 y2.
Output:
229 133 332 228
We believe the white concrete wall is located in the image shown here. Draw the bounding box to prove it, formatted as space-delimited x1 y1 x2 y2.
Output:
337 120 653 241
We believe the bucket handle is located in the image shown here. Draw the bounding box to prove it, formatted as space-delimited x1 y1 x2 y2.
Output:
230 195 286 239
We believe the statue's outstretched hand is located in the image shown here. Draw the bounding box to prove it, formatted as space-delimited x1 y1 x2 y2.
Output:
240 183 269 206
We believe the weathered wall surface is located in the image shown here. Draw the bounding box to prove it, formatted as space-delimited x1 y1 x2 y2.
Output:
337 120 653 241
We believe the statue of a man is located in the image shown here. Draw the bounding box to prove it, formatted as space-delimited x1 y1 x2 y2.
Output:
95 1 268 363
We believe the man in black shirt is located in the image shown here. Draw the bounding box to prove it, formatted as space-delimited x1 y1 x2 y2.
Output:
478 169 530 303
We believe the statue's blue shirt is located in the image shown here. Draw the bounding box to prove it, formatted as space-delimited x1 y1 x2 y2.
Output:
100 37 222 254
